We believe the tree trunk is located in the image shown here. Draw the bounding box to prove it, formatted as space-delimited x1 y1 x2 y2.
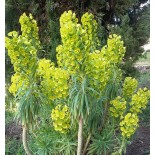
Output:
77 116 83 155
83 133 91 155
22 126 33 155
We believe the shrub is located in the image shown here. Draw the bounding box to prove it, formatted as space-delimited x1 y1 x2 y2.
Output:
5 11 150 155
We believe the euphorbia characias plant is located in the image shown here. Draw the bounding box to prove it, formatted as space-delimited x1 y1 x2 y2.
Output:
6 10 150 155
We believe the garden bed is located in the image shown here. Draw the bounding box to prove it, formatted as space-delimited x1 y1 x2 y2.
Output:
126 126 150 155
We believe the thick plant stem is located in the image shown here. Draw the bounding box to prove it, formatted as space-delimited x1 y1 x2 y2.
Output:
22 126 33 155
83 133 91 155
77 116 83 155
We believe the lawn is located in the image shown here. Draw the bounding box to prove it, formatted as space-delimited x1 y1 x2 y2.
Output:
134 52 150 66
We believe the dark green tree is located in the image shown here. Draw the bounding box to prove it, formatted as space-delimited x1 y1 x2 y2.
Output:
110 2 150 76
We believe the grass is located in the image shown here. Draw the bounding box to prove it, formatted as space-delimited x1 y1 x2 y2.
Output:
134 52 150 66
5 138 26 155
137 72 150 126
5 110 14 125
137 72 150 89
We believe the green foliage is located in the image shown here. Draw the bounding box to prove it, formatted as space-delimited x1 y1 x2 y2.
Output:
5 138 26 155
88 127 116 155
110 3 150 75
33 128 59 154
139 101 150 126
32 127 77 155
137 72 150 89
14 83 43 128
133 5 150 45
5 110 14 125
54 133 77 155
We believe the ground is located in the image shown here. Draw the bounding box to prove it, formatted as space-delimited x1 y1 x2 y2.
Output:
126 126 150 155
5 121 22 141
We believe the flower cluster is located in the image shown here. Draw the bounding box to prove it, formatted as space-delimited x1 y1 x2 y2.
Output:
9 72 29 96
81 12 100 51
37 59 69 100
129 88 150 113
101 34 126 64
110 96 126 118
85 50 111 91
5 13 40 96
122 77 138 98
120 113 139 138
19 13 40 49
84 35 124 92
57 10 83 73
57 10 100 74
51 104 71 133
57 11 126 93
6 35 38 73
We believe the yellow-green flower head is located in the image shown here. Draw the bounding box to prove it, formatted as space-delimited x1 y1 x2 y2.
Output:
129 87 150 113
110 96 126 118
84 47 123 92
57 11 84 73
60 10 78 27
37 58 55 77
51 104 71 133
120 113 139 138
57 10 100 74
37 58 70 100
81 12 100 50
123 77 138 98
5 13 40 96
9 72 29 96
6 34 38 73
101 34 126 64
59 10 79 45
19 13 40 49
85 50 111 91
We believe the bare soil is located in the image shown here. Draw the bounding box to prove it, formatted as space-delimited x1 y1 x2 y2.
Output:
126 126 150 155
5 121 22 141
